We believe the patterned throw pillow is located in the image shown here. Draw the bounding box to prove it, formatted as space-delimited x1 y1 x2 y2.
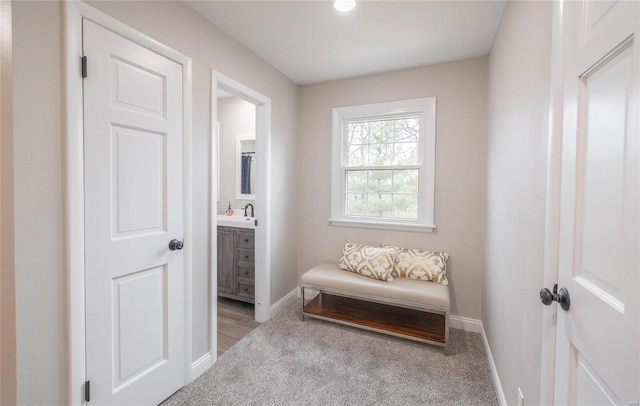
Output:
337 240 397 282
382 243 449 285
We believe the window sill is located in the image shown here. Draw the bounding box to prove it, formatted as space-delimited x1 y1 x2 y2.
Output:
328 218 436 233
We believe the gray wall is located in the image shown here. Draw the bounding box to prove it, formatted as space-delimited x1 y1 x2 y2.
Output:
12 1 298 403
483 1 553 405
0 0 16 403
296 57 489 319
217 96 256 214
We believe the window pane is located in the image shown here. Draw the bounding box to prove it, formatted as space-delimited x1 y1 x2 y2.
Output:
347 145 367 166
368 170 393 193
394 142 418 165
395 118 419 143
346 116 420 168
334 98 435 227
346 193 367 216
369 143 394 166
348 122 369 145
394 194 419 219
393 169 419 194
367 194 393 218
370 120 394 144
346 170 368 193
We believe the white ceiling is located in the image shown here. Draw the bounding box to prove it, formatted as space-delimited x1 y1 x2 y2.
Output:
184 0 506 85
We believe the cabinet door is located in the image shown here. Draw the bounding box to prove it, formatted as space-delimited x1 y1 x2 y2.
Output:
217 227 235 295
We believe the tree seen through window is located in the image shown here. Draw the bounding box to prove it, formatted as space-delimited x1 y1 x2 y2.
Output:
345 117 420 219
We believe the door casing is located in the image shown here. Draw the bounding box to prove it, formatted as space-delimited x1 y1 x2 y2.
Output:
211 70 272 333
63 2 194 404
539 0 565 403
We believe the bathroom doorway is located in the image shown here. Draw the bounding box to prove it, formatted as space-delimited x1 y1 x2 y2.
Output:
211 71 271 359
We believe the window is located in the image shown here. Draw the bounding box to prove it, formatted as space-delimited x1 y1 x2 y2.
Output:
330 97 436 232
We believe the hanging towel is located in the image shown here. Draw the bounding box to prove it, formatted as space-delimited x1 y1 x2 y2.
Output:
241 155 252 194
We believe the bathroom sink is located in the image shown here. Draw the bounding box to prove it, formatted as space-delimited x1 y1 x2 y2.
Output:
217 214 256 229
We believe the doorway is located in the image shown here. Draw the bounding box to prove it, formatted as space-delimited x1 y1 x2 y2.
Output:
211 71 271 360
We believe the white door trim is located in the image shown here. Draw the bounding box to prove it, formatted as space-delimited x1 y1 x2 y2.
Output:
211 71 272 341
63 2 193 404
539 0 565 403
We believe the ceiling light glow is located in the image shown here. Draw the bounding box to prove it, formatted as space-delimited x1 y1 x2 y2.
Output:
334 0 356 12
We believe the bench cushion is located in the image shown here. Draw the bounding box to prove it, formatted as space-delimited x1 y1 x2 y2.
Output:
301 263 450 311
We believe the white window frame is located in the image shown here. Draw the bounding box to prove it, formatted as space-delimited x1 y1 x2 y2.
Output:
330 97 437 233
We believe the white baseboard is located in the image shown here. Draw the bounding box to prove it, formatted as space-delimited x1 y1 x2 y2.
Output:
189 352 212 382
480 321 508 406
449 315 482 333
449 316 506 405
270 288 298 317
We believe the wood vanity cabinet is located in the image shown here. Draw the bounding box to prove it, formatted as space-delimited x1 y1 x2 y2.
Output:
217 226 255 303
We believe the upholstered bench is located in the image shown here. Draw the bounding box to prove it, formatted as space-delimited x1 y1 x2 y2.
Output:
300 262 450 346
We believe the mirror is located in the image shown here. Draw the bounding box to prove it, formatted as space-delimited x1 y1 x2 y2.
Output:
236 134 255 200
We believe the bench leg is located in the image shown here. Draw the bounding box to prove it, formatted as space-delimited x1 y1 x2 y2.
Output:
300 286 305 321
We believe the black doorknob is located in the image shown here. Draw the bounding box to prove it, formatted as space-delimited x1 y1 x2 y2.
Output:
540 284 570 311
169 239 184 251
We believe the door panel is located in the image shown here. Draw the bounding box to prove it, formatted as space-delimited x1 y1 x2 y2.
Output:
84 19 184 405
112 265 167 389
111 125 166 238
578 42 631 308
556 0 639 404
111 57 167 118
576 355 619 406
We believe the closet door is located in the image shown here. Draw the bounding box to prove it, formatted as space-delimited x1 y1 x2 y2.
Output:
553 1 639 404
83 19 185 405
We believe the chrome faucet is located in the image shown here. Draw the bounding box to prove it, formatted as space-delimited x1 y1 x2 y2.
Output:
244 203 254 217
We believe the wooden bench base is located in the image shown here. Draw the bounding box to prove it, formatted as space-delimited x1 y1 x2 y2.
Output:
301 290 447 345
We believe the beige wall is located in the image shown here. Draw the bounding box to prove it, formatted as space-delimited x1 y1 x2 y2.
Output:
0 0 16 404
217 96 256 214
12 1 298 403
483 1 552 405
296 57 489 319
13 2 66 403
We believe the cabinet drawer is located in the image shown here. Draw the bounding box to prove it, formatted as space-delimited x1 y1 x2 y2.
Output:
236 281 255 299
235 230 254 249
236 264 254 280
236 248 254 264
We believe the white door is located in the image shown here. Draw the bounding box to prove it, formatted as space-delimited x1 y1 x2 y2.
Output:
83 19 185 405
554 0 639 404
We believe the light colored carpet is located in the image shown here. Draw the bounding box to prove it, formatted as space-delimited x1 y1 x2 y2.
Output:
163 302 498 406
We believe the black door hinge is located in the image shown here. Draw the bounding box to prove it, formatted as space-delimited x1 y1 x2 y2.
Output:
81 56 88 78
85 380 90 402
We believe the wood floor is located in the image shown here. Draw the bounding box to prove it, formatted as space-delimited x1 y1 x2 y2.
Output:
217 297 260 356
